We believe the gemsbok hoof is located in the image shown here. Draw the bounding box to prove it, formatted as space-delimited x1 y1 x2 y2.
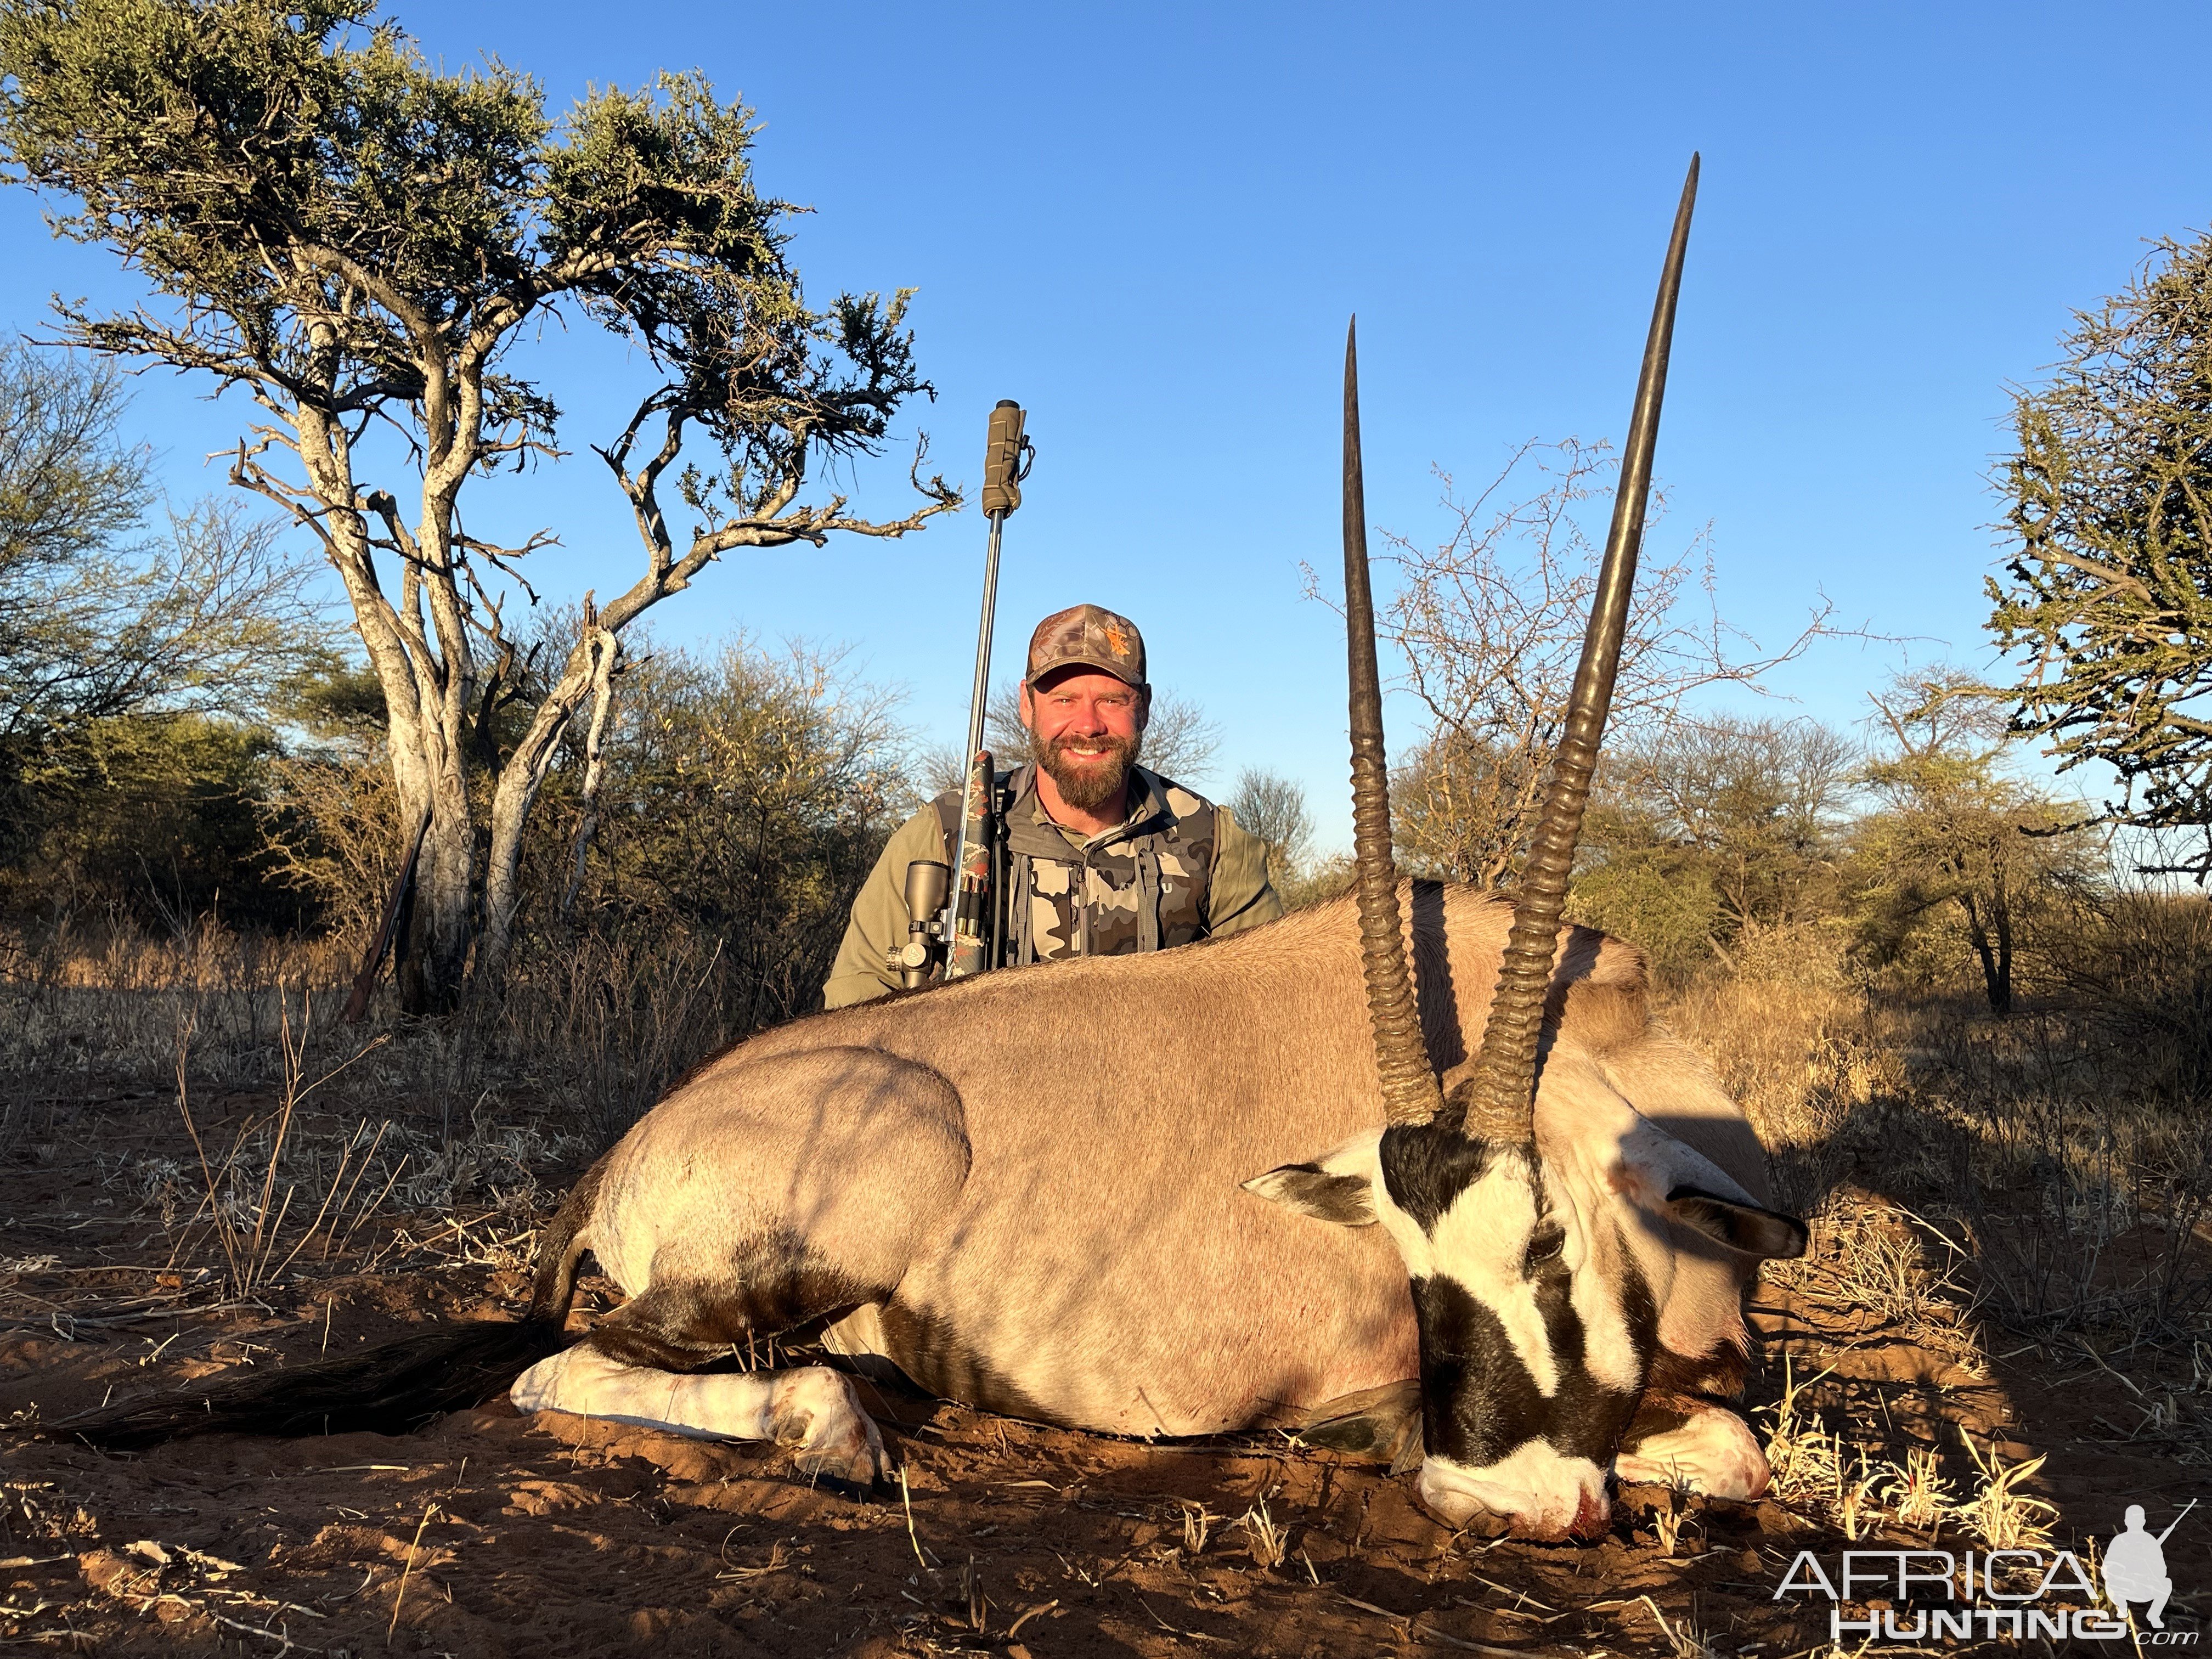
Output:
1615 1408 1771 1501
768 1367 890 1489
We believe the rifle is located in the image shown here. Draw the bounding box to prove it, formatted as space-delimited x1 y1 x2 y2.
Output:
340 806 430 1023
890 400 1032 989
2156 1499 2197 1545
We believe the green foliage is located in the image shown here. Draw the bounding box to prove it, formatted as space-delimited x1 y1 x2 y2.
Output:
0 0 937 514
0 340 330 926
519 641 911 1032
1567 716 1853 981
0 344 144 661
269 657 387 749
3 0 537 353
1566 851 1723 982
1849 672 2094 1014
5 496 326 733
0 343 317 742
267 637 909 1032
255 654 398 943
1 711 310 930
1989 227 2212 878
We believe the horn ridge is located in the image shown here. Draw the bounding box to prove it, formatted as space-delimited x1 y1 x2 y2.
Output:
1457 155 1701 1138
1342 318 1446 1128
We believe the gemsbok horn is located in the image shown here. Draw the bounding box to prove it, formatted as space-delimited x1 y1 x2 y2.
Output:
1345 155 1701 1142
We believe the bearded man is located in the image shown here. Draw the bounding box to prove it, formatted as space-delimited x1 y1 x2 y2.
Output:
822 603 1283 1008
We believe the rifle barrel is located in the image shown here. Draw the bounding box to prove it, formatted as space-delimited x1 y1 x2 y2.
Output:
963 511 1007 761
2156 1497 2198 1544
945 507 1008 978
945 400 1027 979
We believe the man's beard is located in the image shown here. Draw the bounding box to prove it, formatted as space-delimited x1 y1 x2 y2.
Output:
1037 729 1142 813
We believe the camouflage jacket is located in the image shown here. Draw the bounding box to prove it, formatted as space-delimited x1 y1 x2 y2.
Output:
821 765 1282 1009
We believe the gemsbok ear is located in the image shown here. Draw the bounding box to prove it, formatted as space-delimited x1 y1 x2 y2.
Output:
1242 1163 1376 1227
1663 1186 1808 1260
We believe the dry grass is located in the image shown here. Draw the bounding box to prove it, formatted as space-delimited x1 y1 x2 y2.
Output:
1638 1593 1722 1659
1238 1498 1289 1569
1953 1429 2058 1550
1757 1255 2072 1550
1757 1354 1842 1504
1660 947 1905 1219
0 918 350 1142
1666 923 2212 1558
1643 1486 1692 1557
1666 934 2212 1347
1 912 742 1156
0 916 701 1347
1177 1499 1218 1555
1877 1444 1951 1531
169 989 399 1300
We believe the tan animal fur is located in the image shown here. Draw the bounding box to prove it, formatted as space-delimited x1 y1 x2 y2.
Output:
547 882 1771 1446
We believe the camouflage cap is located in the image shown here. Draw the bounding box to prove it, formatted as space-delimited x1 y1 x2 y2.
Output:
1025 603 1147 689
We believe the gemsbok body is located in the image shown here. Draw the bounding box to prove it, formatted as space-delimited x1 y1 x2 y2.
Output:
513 881 1797 1542
69 155 1806 1543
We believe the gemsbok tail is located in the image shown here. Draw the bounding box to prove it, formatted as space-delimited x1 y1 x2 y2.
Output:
58 1155 606 1452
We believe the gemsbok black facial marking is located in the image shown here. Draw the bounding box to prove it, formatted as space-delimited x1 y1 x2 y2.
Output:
1386 1120 1661 1475
1376 1120 1496 1232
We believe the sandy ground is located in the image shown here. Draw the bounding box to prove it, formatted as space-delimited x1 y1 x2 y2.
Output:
3 1086 2206 1657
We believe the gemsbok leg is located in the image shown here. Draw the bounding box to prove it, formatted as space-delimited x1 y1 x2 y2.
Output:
511 1045 973 1486
1612 1347 1770 1499
511 1291 890 1485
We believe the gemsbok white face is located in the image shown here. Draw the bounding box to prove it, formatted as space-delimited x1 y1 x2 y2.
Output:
1249 1096 1806 1540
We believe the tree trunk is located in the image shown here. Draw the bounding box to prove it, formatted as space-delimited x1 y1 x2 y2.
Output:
352 619 475 1018
1957 891 2008 1016
473 645 597 994
561 619 619 922
395 754 475 1017
1988 839 2014 1017
476 736 563 996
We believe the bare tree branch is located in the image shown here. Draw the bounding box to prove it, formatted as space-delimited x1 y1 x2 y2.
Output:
1305 439 1865 887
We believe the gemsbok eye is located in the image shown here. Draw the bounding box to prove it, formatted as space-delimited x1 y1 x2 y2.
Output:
1525 1224 1565 1271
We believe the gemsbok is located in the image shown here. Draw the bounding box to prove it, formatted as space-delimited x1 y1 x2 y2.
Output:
70 154 1805 1543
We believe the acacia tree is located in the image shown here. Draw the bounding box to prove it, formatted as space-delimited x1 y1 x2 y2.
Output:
1325 439 1835 887
1854 671 2091 1015
0 342 325 903
570 642 911 1034
0 343 317 739
1991 228 2212 881
1570 715 1855 978
0 0 957 1011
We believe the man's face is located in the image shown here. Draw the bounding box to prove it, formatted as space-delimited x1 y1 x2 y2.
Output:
1022 667 1149 812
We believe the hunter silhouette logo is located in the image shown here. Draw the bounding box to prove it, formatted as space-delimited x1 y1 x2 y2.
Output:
2107 1502 2193 1629
1774 1505 2204 1645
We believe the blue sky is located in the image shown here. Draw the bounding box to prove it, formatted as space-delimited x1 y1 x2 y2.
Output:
4 1 2207 848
